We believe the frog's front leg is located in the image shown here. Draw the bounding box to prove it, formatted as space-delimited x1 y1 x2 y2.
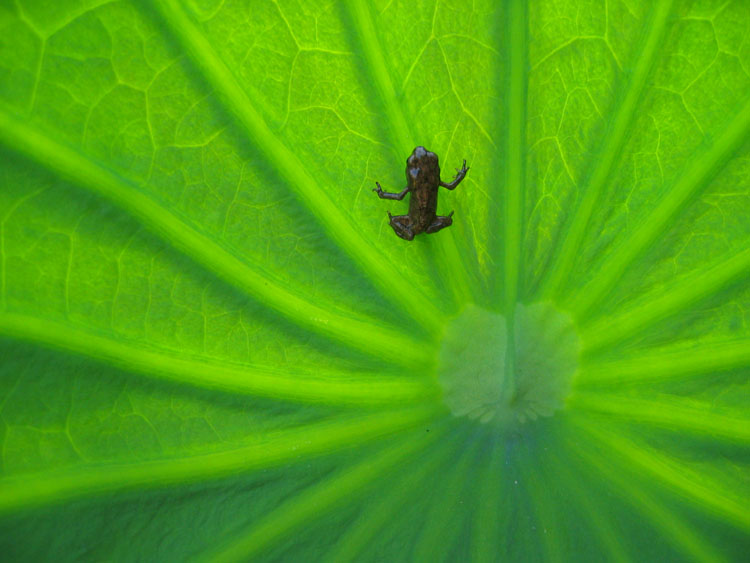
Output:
439 159 469 190
425 211 454 234
387 212 415 241
373 182 409 200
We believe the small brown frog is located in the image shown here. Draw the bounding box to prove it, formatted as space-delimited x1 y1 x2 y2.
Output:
373 146 469 241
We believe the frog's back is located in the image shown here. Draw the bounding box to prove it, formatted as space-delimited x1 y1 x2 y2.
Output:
409 179 439 231
406 147 441 232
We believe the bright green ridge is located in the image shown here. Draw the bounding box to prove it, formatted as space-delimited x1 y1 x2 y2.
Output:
151 0 443 333
203 425 445 563
0 104 430 367
325 436 456 562
568 392 750 443
345 0 477 307
0 313 437 405
470 442 506 562
537 0 674 300
0 405 441 515
518 445 563 563
412 436 482 561
580 338 750 385
581 247 750 353
579 422 750 532
568 426 724 563
571 98 750 318
550 449 629 562
502 0 527 399
345 0 412 158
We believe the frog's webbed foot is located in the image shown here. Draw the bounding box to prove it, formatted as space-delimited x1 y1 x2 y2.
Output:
440 159 469 190
373 182 410 200
425 213 453 234
387 213 415 241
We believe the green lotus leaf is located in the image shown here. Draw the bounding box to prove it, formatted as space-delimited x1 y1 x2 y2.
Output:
1 0 749 561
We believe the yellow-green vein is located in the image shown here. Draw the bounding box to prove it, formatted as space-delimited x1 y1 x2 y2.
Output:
568 392 750 443
518 442 563 563
579 421 750 532
470 438 506 562
152 0 443 333
501 0 528 399
345 0 412 157
202 424 445 563
581 247 750 354
550 447 629 562
412 432 482 561
567 421 724 563
570 98 750 318
0 313 439 406
536 1 675 300
345 0 478 308
325 432 455 562
0 104 431 368
0 405 443 515
578 337 750 385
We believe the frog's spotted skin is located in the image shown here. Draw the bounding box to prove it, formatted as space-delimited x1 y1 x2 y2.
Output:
373 146 469 240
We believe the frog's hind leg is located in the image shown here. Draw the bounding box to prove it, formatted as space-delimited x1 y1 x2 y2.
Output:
425 211 454 234
388 212 415 241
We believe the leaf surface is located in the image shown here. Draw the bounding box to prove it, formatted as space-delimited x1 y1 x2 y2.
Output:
1 0 749 560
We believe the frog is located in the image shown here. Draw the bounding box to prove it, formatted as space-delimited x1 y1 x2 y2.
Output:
373 146 469 241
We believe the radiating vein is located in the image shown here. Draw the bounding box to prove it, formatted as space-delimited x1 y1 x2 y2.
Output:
326 433 455 562
518 443 563 563
0 105 432 368
471 438 506 562
579 337 750 385
0 313 439 406
536 1 675 300
152 0 443 332
571 98 750 318
567 421 724 563
203 424 445 563
581 249 750 353
502 0 528 398
579 420 750 532
581 248 750 353
551 449 629 562
345 0 477 307
412 434 482 561
0 405 442 515
568 392 750 443
345 0 411 157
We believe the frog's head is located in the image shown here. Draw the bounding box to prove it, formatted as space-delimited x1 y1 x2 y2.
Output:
406 147 440 182
407 146 439 173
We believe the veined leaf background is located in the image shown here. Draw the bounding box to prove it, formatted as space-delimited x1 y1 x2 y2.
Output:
0 0 749 560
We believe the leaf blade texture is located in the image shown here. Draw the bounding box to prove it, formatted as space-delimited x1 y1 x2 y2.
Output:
1 0 749 561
